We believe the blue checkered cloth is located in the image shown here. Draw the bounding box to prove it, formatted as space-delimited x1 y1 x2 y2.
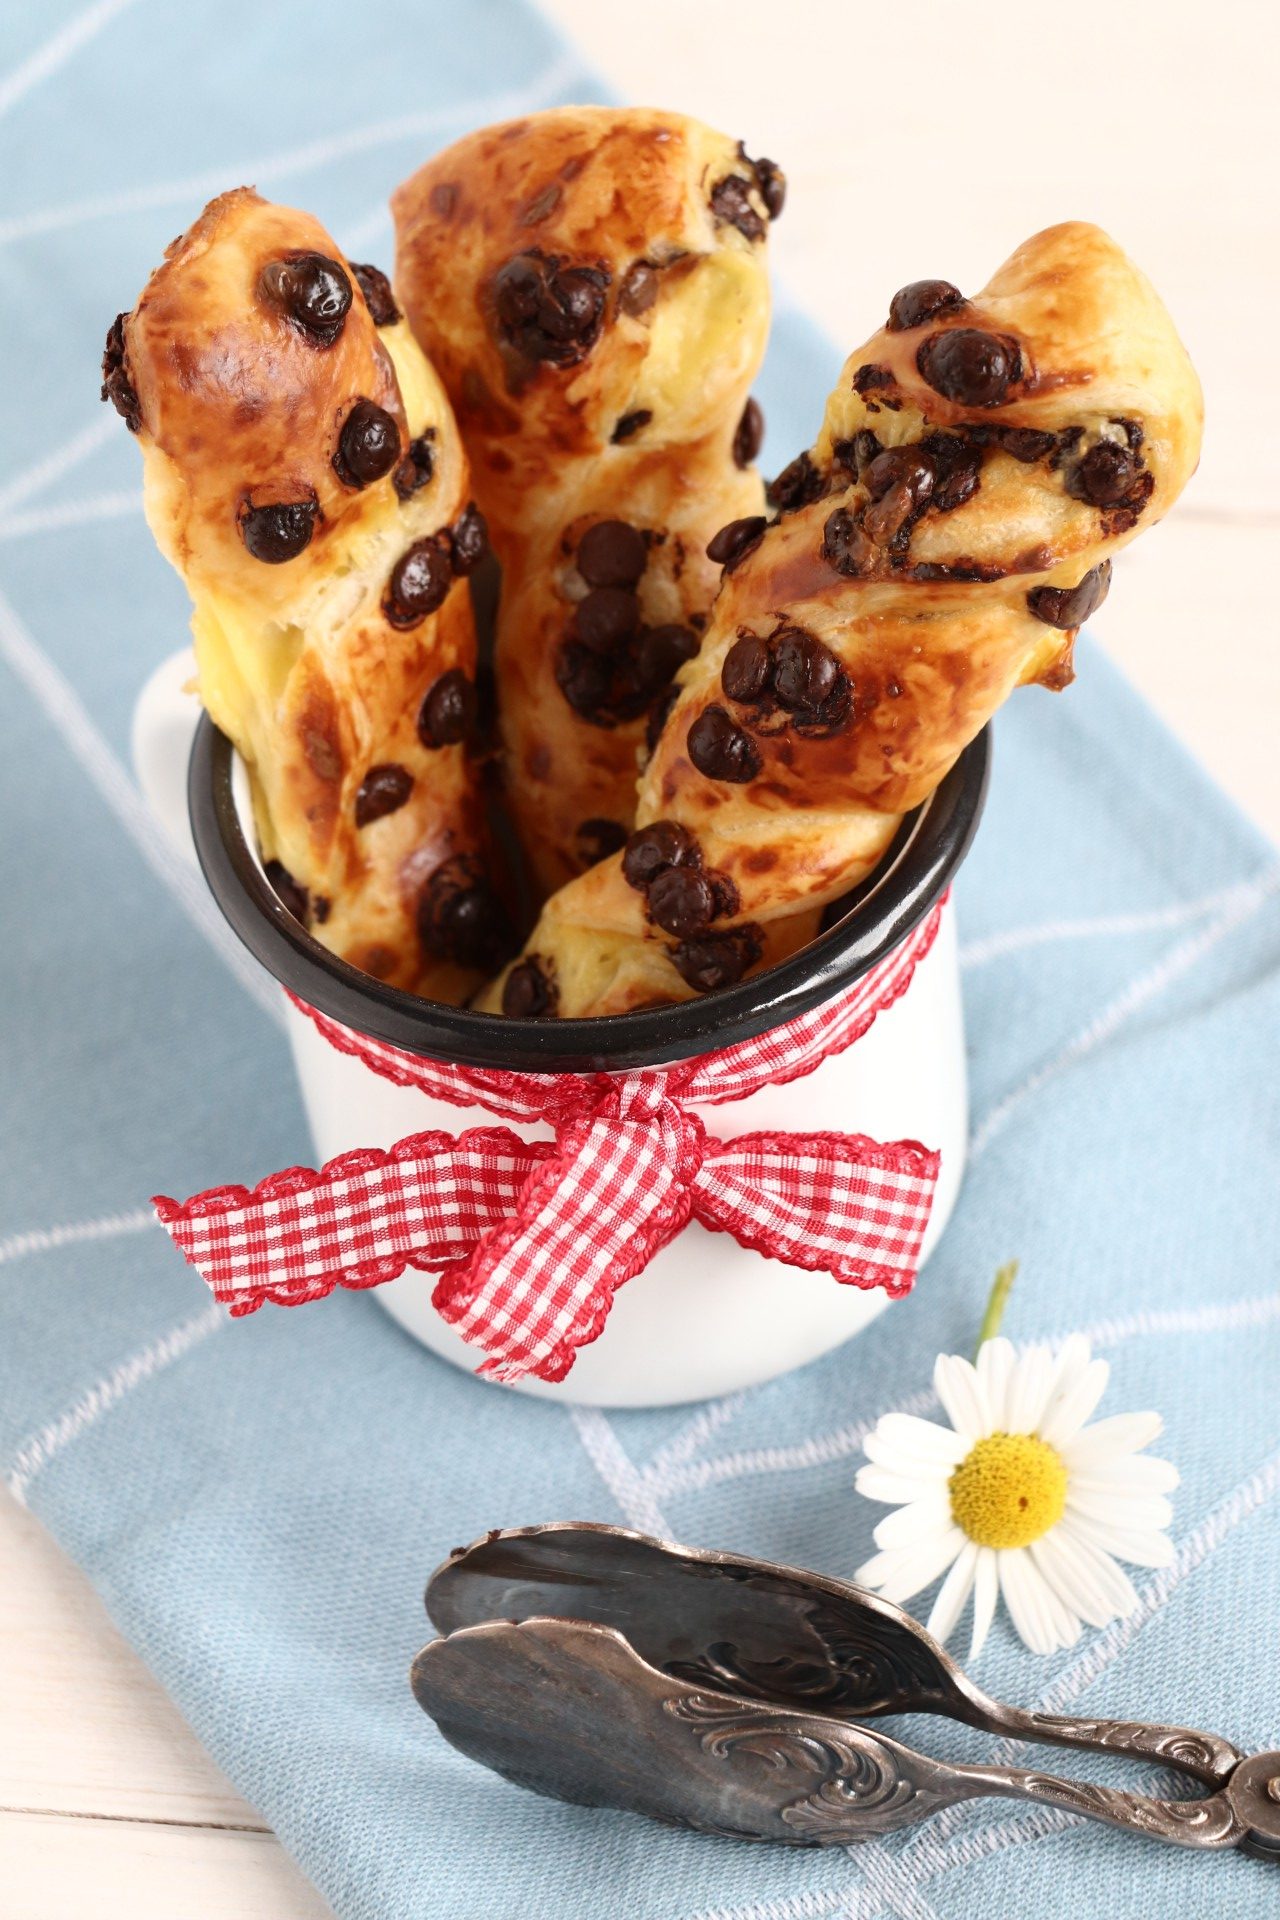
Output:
3 5 1279 1917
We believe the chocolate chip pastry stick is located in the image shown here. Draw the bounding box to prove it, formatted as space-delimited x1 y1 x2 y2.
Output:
106 188 508 997
391 108 777 904
480 222 1203 1019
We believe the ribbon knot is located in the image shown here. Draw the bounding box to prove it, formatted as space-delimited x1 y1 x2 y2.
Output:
153 902 948 1382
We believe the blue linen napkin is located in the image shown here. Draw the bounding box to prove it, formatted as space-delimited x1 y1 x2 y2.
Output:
3 5 1279 1917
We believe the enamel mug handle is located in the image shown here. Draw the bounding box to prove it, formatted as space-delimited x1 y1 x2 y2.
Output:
130 646 201 867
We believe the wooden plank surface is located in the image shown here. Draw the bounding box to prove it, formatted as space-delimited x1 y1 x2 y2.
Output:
3 2 1275 1915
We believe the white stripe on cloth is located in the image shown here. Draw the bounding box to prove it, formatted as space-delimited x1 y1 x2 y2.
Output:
0 488 143 542
959 873 1279 971
0 414 120 519
0 1204 155 1268
0 0 142 122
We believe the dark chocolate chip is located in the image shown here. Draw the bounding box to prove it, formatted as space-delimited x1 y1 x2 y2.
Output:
417 855 511 970
355 763 414 826
311 896 330 924
519 181 563 226
418 667 477 747
577 518 647 588
922 433 983 512
863 446 935 505
1066 441 1141 506
771 627 846 719
1026 560 1113 630
767 450 825 513
671 924 764 993
612 408 652 443
622 820 701 891
632 623 698 692
332 399 400 489
753 157 786 220
853 364 894 395
491 249 609 367
994 426 1058 463
238 496 319 564
502 956 557 1018
864 472 931 547
619 260 659 316
348 261 400 327
733 396 764 468
258 252 352 348
100 313 140 429
393 430 436 500
917 328 1021 407
721 631 772 703
449 502 488 574
1112 415 1145 452
706 515 767 571
821 506 875 577
555 643 611 717
887 279 965 332
386 539 453 626
710 174 765 242
576 817 628 867
574 585 640 654
264 860 308 923
648 865 716 938
687 704 762 783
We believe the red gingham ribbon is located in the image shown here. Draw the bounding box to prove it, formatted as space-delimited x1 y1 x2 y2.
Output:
155 902 945 1382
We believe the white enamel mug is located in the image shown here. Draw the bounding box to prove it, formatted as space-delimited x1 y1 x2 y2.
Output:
134 649 984 1409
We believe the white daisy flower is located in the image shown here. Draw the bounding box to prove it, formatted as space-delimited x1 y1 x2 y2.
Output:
854 1335 1178 1658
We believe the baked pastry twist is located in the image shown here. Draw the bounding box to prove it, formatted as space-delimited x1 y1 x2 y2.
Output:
106 187 506 998
391 108 778 895
480 222 1203 1019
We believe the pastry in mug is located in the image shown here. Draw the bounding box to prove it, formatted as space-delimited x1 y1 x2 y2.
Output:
103 187 508 998
481 222 1203 1019
391 108 777 895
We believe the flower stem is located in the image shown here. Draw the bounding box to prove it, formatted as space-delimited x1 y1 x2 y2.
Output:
974 1261 1019 1359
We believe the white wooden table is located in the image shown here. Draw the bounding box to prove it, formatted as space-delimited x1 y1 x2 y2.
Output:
4 1 1276 1912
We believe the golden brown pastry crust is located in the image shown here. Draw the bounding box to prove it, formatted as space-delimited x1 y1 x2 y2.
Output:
481 222 1203 1018
391 109 774 895
114 188 503 996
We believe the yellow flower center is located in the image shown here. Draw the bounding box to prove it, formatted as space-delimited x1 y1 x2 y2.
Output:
948 1432 1068 1550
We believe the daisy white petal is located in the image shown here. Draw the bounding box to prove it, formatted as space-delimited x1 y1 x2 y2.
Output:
1025 1550 1084 1651
1039 1357 1111 1449
858 1526 967 1605
1066 1487 1174 1532
1054 1524 1141 1618
1044 1333 1093 1406
975 1336 1015 1433
1066 1411 1164 1462
998 1548 1056 1655
1005 1344 1055 1434
1062 1511 1176 1568
926 1540 979 1645
873 1496 954 1551
855 1464 949 1505
969 1547 999 1660
1030 1530 1126 1629
1068 1454 1180 1495
866 1413 968 1467
933 1353 988 1441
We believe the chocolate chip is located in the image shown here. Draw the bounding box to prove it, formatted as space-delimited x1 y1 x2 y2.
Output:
612 409 652 443
706 515 767 571
863 446 935 505
348 261 400 327
671 925 763 993
687 705 761 783
386 539 452 626
993 426 1058 463
864 477 929 547
853 364 894 395
767 450 825 514
721 632 772 703
917 329 1020 407
264 860 308 923
1066 441 1140 506
355 763 414 826
502 956 557 1018
418 667 476 747
622 820 701 891
576 818 628 868
771 628 847 721
332 399 400 489
393 431 436 500
753 157 786 219
238 496 319 564
312 896 330 924
100 313 140 430
574 586 640 654
632 623 698 692
710 174 765 242
733 396 764 468
648 865 716 938
1112 416 1145 452
887 279 965 332
1026 560 1113 630
519 181 563 226
834 430 882 477
577 519 647 588
418 856 511 970
258 253 352 347
491 250 609 367
922 433 983 513
555 645 610 718
821 507 875 577
619 260 659 316
449 502 488 574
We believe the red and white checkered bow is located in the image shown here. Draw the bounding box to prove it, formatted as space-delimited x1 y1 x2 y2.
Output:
155 904 944 1383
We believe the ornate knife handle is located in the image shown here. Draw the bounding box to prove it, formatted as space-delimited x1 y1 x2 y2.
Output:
972 1704 1244 1789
